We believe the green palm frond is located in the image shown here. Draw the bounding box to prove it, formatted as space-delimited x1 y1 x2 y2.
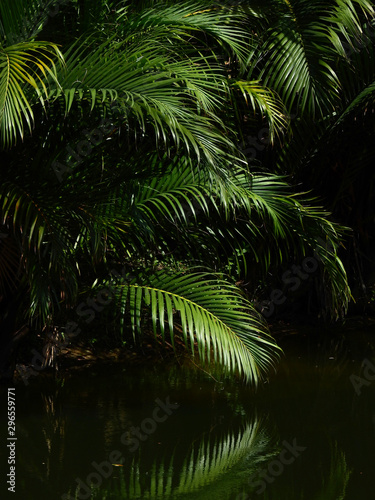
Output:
0 41 63 148
217 173 351 316
0 0 58 45
45 3 260 168
0 178 77 262
0 178 79 320
107 271 281 384
116 1 252 66
0 0 358 380
233 80 288 143
248 0 371 116
132 159 292 238
0 172 133 323
128 159 350 314
326 0 374 57
52 40 235 167
254 0 374 116
332 79 375 125
244 175 351 315
255 27 339 115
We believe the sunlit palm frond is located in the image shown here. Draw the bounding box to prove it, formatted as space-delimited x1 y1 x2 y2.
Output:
46 2 262 169
249 2 337 115
233 80 288 143
332 79 375 125
0 41 63 148
107 271 281 384
116 1 252 67
128 159 350 314
52 40 235 167
234 174 351 315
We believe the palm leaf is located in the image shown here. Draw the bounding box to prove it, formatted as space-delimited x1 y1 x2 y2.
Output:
0 41 63 148
233 80 288 143
50 33 240 169
248 0 375 116
107 271 281 384
0 0 59 45
127 157 350 315
116 1 252 66
46 2 259 168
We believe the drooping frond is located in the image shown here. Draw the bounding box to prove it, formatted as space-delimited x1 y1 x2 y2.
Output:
128 158 351 315
107 271 281 384
0 0 55 45
0 41 63 148
249 0 374 116
116 1 252 66
232 80 288 143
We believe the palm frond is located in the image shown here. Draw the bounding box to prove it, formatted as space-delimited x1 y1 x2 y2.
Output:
0 41 63 148
249 2 339 115
233 80 288 143
52 40 235 167
0 0 60 45
108 271 281 384
116 1 252 66
127 158 350 314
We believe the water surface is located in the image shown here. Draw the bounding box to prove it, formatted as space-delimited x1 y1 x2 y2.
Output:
1 325 375 499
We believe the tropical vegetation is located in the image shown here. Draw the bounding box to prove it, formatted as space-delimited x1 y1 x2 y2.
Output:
0 0 374 384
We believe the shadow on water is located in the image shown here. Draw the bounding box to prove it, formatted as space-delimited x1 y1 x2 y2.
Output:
1 324 375 499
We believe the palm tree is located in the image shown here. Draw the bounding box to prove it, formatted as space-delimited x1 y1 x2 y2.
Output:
233 0 375 310
0 0 351 384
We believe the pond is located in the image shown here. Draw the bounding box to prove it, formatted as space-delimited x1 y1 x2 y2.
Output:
1 323 375 500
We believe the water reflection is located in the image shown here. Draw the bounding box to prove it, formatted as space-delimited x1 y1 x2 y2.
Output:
66 415 279 499
259 443 351 500
4 340 375 500
62 418 351 500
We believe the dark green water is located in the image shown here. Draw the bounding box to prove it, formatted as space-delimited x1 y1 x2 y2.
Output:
2 325 375 499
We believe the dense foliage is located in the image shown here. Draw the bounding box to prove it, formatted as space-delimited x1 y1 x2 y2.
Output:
1 0 374 383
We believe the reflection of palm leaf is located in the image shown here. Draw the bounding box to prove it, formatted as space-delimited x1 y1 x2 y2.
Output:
313 443 351 500
262 442 351 500
105 434 350 500
82 417 276 499
174 420 273 494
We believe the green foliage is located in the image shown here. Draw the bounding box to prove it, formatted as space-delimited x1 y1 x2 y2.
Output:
106 271 280 383
65 416 278 499
0 42 63 147
1 0 365 382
